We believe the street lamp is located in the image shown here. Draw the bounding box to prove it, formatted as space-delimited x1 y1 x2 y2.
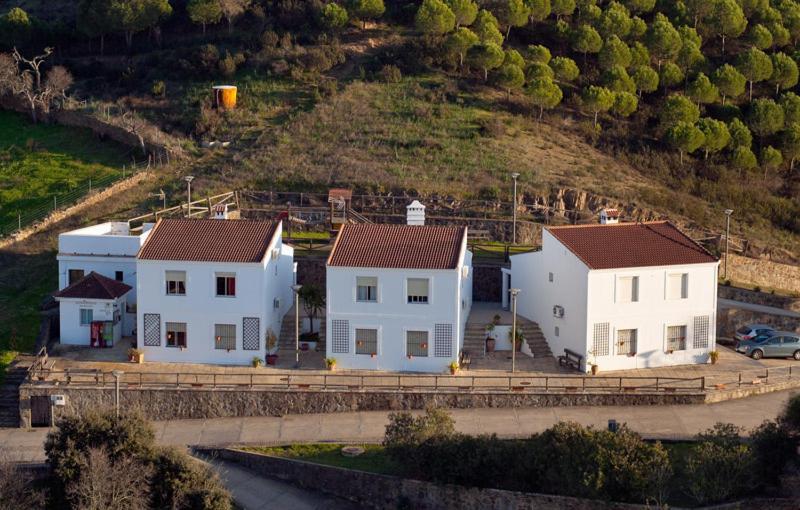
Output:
184 176 195 217
511 173 520 245
510 288 520 373
291 284 303 368
723 209 733 280
111 370 124 418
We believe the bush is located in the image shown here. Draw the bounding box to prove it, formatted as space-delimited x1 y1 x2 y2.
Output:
151 80 166 97
195 44 221 75
150 447 231 510
684 440 754 505
750 420 797 487
218 52 237 78
0 455 46 509
378 64 402 83
383 406 455 459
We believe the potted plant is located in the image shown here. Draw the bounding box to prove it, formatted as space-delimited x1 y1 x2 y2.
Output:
709 350 719 364
252 356 263 368
299 284 325 338
508 328 524 352
127 348 144 364
485 322 497 353
492 314 501 325
587 349 598 375
448 361 459 375
325 357 337 371
266 329 279 365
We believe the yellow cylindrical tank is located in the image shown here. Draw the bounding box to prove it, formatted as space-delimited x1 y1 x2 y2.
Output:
213 85 237 109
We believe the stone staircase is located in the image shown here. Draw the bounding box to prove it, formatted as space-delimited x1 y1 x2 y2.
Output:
0 358 31 428
463 316 553 359
277 308 326 355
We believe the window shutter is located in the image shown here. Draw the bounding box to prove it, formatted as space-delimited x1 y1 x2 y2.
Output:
631 276 639 302
681 273 688 299
407 278 429 296
165 271 185 282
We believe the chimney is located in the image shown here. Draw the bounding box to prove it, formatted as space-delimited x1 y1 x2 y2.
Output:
212 203 229 220
599 208 620 225
406 200 425 225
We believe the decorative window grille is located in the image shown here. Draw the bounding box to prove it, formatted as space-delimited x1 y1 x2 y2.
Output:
242 317 260 350
355 329 378 355
693 316 710 349
617 329 637 356
667 325 687 351
592 322 610 356
143 313 161 346
407 331 429 357
434 324 453 357
331 320 349 353
214 324 236 350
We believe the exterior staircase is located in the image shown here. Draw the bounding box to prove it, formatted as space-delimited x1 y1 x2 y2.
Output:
0 357 32 428
463 315 553 359
277 307 326 355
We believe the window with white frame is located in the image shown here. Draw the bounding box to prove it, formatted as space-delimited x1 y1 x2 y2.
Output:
355 328 378 355
617 276 639 303
406 330 429 357
165 271 186 296
666 325 687 351
215 273 236 297
214 324 236 350
617 329 637 356
667 273 688 300
79 308 93 325
356 277 378 302
407 278 429 304
166 322 187 348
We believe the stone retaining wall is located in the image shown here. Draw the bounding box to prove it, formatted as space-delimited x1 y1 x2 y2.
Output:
717 308 799 337
718 285 800 312
727 254 800 295
17 385 703 428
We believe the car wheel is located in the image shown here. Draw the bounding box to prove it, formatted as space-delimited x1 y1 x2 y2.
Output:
794 350 800 361
751 349 763 360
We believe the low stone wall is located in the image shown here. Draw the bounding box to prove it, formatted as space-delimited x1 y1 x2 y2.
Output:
727 254 800 295
718 285 800 312
18 385 704 427
717 308 799 338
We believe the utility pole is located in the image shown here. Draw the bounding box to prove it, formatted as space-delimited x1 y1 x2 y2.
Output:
111 370 124 418
723 209 733 280
184 175 194 217
511 173 520 244
510 288 520 373
292 284 303 368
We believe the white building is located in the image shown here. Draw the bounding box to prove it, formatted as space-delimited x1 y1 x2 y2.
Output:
326 222 472 372
53 272 132 346
57 222 154 335
135 218 295 365
511 221 719 372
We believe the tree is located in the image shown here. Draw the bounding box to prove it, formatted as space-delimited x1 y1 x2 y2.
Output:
632 65 659 95
780 91 800 124
473 9 504 45
731 145 758 170
527 0 551 22
760 145 783 178
187 0 223 35
769 21 791 48
495 0 530 37
781 123 800 169
678 24 702 48
447 0 478 27
602 65 635 93
415 0 456 35
676 42 705 77
219 0 250 34
582 85 615 126
737 46 773 100
320 2 349 33
622 0 655 14
550 56 580 82
728 117 753 148
66 447 152 510
527 44 551 63
747 97 785 139
781 2 800 44
748 23 774 49
709 0 747 55
298 284 325 334
78 0 115 54
349 0 385 29
712 64 746 104
494 63 525 98
629 41 650 67
467 42 504 80
771 52 799 94
685 0 714 30
111 0 173 50
551 0 576 20
665 121 705 163
659 94 700 129
697 117 731 159
0 456 45 509
629 15 646 39
598 35 631 70
445 27 479 67
597 1 633 39
525 61 554 80
688 73 719 106
527 77 563 119
659 62 684 93
504 48 525 67
611 90 638 116
3 7 31 46
571 24 602 63
645 13 681 69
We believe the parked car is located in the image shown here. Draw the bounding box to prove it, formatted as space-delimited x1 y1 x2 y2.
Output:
734 324 775 342
736 332 800 360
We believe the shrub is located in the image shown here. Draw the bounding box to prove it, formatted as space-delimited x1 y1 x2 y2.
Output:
384 406 455 459
750 420 797 487
780 393 800 433
195 44 221 74
151 80 166 97
684 440 754 504
0 454 46 509
218 52 237 78
150 447 231 510
378 64 402 83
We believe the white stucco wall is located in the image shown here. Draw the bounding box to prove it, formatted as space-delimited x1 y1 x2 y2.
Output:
57 297 126 346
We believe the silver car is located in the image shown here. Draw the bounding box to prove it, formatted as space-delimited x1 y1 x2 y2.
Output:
734 324 775 342
736 331 800 360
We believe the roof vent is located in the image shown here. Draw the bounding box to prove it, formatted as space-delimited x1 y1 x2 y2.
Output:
599 208 620 225
406 200 426 226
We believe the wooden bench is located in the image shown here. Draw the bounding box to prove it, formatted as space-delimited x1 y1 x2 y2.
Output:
558 348 583 371
459 350 471 370
65 368 101 384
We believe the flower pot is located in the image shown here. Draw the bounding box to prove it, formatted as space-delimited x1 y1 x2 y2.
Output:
485 337 496 353
327 364 336 372
450 367 457 375
591 364 599 375
266 354 278 365
135 353 144 364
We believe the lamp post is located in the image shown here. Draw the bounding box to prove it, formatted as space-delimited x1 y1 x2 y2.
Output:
511 173 520 244
292 284 302 368
510 288 520 373
723 209 733 280
111 370 124 418
184 175 194 217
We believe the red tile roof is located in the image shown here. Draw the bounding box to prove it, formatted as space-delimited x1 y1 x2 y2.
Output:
54 272 132 300
546 221 718 270
328 224 467 269
138 219 279 263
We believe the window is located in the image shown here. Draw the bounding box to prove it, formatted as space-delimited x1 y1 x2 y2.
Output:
693 316 709 349
407 278 429 304
115 271 124 281
242 317 260 350
548 272 554 282
667 273 688 300
434 324 453 357
617 276 639 303
667 325 687 351
355 328 378 355
356 277 378 302
79 308 93 325
166 271 186 295
68 269 84 285
331 320 349 353
216 273 236 297
592 322 610 356
406 330 429 357
214 324 236 350
617 329 637 356
554 326 560 337
166 322 187 348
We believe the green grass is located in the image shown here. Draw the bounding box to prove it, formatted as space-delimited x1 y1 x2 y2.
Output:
0 110 130 228
243 443 398 475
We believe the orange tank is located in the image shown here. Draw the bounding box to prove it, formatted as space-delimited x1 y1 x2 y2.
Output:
213 85 237 109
